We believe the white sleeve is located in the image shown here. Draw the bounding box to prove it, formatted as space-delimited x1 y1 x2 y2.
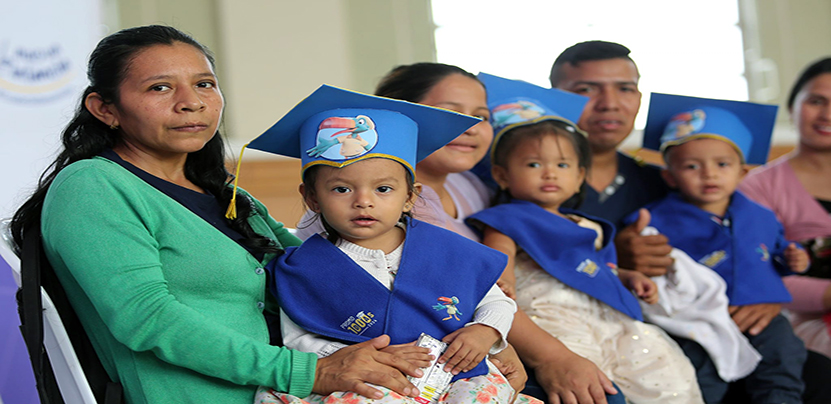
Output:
467 285 516 354
280 309 347 358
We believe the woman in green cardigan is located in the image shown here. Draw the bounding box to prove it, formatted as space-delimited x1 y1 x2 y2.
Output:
11 25 426 404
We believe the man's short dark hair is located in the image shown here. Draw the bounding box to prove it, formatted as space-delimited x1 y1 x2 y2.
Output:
549 41 636 87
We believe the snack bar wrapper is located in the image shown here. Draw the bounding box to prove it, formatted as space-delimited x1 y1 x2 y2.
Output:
408 333 453 404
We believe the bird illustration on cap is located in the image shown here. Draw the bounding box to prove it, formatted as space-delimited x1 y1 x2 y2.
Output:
662 109 706 141
492 101 545 127
307 115 376 158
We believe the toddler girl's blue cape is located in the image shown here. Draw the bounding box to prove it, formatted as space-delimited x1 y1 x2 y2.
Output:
468 200 643 321
267 218 507 381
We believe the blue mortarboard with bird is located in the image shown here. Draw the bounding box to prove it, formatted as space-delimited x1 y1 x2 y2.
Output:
245 85 482 177
224 85 481 219
477 72 590 144
642 93 779 165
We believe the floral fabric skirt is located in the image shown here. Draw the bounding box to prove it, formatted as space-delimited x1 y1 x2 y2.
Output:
255 360 542 404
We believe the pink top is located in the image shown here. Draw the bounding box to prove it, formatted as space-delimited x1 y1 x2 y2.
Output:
412 171 492 242
739 158 831 313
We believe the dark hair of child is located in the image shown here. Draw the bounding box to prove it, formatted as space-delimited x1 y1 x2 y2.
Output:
491 120 592 207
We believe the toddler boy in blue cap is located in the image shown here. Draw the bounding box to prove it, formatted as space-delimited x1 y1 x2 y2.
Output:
626 93 810 404
238 85 536 404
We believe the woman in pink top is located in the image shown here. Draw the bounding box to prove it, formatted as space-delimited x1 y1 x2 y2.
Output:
739 57 831 358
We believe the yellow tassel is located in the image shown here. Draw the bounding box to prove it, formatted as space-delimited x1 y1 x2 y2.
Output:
225 143 249 220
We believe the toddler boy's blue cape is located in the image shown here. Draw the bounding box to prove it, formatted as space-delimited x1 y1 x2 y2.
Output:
467 200 643 321
630 192 793 305
267 218 507 381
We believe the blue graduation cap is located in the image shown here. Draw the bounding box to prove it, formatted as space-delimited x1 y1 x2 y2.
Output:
225 85 481 219
478 72 590 153
643 93 778 165
247 85 482 176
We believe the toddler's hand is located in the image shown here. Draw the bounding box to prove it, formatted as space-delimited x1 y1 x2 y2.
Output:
630 271 659 304
785 243 810 273
497 273 516 300
379 341 434 369
440 324 500 375
618 268 659 304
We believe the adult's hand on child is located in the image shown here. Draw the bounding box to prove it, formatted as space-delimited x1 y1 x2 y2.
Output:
614 209 673 277
729 303 782 336
440 324 501 375
489 344 527 401
535 354 617 404
784 243 810 273
379 341 434 369
312 335 423 399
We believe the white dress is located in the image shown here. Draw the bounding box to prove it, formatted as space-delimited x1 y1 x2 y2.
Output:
513 218 704 404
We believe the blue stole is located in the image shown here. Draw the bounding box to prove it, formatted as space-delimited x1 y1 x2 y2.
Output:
467 200 643 321
267 218 507 380
641 192 793 305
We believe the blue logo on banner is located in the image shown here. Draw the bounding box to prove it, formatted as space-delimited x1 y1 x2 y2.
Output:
0 41 77 104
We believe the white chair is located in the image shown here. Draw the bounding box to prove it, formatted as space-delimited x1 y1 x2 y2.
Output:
0 219 97 404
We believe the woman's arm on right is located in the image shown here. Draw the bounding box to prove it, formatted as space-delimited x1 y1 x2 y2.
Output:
509 309 616 404
482 227 518 299
479 224 616 403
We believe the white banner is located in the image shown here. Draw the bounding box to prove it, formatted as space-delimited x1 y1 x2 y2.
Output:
0 0 102 219
0 2 102 401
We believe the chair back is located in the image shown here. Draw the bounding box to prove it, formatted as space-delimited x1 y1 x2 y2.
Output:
1 219 110 404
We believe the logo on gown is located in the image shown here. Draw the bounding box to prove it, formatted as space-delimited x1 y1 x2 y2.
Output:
576 259 599 277
433 296 462 321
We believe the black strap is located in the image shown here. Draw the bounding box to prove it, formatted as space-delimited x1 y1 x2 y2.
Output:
17 225 123 404
18 225 64 403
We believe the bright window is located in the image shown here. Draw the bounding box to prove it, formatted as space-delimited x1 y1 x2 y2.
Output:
432 0 747 148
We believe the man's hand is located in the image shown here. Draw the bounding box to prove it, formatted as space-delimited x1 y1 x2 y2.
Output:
729 303 782 336
312 335 423 399
614 209 673 277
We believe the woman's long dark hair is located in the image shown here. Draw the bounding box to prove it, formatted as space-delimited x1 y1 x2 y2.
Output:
11 25 279 255
374 62 482 102
787 57 831 111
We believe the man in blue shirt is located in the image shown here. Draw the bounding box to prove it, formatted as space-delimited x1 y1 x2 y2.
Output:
550 41 671 276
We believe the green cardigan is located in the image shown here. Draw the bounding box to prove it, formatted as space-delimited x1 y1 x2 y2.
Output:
41 157 315 404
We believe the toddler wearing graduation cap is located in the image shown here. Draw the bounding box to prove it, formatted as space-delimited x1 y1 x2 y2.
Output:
626 93 810 403
466 74 704 404
241 85 529 404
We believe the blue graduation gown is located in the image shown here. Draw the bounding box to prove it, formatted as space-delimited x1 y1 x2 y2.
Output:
467 200 643 321
267 218 507 380
636 192 793 305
